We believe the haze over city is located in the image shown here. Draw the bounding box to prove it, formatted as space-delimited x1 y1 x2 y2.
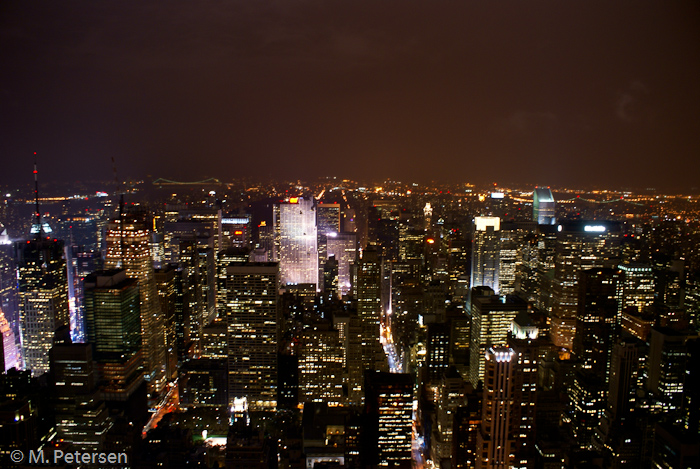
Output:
2 1 700 189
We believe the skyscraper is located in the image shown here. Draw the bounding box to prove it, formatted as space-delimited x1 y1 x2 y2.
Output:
476 347 517 469
83 269 145 419
274 197 318 287
326 232 357 297
317 202 341 288
104 212 167 398
471 217 500 294
533 187 556 225
299 322 344 407
356 246 384 373
50 335 111 452
618 262 655 313
550 221 621 350
16 238 68 377
469 292 527 387
226 262 279 411
364 371 413 467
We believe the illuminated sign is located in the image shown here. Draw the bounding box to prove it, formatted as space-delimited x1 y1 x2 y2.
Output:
426 238 435 244
289 197 299 204
234 230 243 235
584 225 606 232
222 218 249 224
491 192 505 199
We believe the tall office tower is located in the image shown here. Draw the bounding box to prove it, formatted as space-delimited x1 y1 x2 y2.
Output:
104 212 166 397
398 226 425 262
216 247 250 319
471 217 500 294
333 311 363 405
326 232 357 297
476 347 517 469
570 269 622 449
1 309 19 370
356 246 384 373
452 384 483 469
16 238 68 377
469 292 527 387
534 225 558 313
226 262 279 411
432 369 469 468
274 197 318 287
317 203 341 288
426 322 451 384
50 335 111 452
647 327 693 414
597 338 646 465
508 312 539 468
178 239 216 356
532 187 556 225
551 221 621 350
154 266 178 381
573 268 622 378
682 338 699 436
0 242 20 356
220 215 251 249
299 323 344 406
83 270 145 420
499 221 537 295
368 201 400 261
323 255 339 297
618 263 654 313
570 370 607 449
364 371 413 467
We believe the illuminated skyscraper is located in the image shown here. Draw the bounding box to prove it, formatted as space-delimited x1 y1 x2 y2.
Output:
104 212 167 397
618 262 655 313
533 187 556 225
573 268 622 378
317 203 341 288
274 197 318 287
471 217 500 294
551 221 621 350
364 371 413 467
356 246 384 372
476 347 517 469
326 232 357 297
16 238 68 377
50 336 111 452
469 292 527 387
226 262 279 411
508 312 539 467
299 323 344 406
0 308 20 371
83 269 145 415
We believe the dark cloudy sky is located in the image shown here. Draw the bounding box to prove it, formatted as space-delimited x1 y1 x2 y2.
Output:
1 1 699 190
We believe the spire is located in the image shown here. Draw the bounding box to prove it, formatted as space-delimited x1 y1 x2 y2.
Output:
33 152 43 239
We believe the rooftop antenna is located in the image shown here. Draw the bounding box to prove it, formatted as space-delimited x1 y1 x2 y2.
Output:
33 152 43 240
111 156 125 268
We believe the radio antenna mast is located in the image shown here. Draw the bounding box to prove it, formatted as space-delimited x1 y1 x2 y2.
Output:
33 152 43 240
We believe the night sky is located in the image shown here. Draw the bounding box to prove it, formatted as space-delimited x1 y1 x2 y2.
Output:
1 1 699 190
